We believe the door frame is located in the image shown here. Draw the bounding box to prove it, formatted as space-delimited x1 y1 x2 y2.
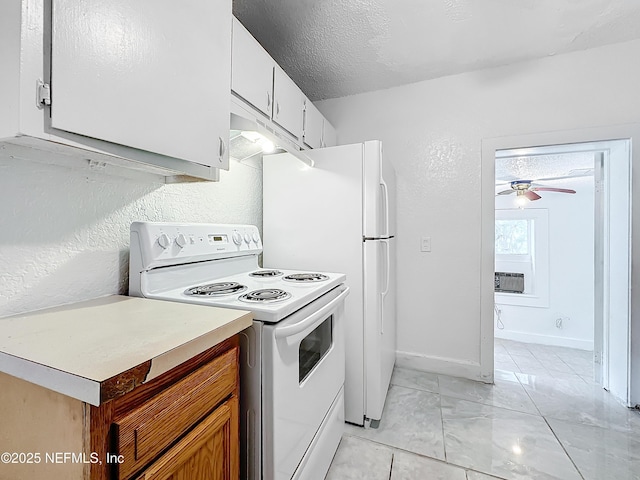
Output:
480 124 640 406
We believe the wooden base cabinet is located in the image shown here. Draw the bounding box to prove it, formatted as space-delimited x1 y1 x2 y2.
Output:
134 397 238 480
0 337 240 480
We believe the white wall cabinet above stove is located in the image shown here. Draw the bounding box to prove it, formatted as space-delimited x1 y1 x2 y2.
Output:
303 100 324 149
231 17 334 148
272 65 305 139
231 18 304 141
0 0 231 182
231 17 275 118
303 100 337 149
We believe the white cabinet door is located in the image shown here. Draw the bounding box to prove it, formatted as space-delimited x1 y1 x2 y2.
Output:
323 119 337 147
273 66 304 139
303 100 323 149
231 18 274 118
50 0 231 169
0 1 20 140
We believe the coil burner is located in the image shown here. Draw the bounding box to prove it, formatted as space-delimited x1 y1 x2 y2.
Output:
185 282 247 296
239 289 292 303
283 273 329 283
249 270 284 278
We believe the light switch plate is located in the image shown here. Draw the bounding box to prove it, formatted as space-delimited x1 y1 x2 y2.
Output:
421 236 431 252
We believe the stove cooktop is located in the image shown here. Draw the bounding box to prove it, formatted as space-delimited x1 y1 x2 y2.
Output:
283 273 330 283
249 270 283 278
144 268 346 323
184 282 247 297
239 288 292 304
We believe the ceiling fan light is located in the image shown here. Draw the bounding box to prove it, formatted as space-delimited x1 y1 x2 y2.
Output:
515 192 528 208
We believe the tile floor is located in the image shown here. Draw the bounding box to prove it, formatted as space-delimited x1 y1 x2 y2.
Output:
325 339 640 480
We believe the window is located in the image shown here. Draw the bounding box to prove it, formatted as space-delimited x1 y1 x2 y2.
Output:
495 209 549 307
495 219 530 255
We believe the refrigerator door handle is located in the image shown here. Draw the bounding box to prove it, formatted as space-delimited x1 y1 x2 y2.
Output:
380 239 391 334
380 178 390 238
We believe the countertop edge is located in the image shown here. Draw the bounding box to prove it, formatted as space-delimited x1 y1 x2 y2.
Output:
98 311 253 403
0 310 253 406
0 351 101 405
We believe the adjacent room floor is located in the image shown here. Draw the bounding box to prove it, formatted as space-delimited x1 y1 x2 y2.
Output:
326 339 640 480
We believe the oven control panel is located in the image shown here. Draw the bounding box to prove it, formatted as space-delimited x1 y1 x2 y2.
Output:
130 222 262 270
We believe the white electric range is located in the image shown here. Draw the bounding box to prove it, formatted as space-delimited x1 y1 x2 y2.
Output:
129 222 348 480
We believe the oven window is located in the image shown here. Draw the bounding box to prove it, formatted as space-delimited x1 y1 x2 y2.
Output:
299 315 333 383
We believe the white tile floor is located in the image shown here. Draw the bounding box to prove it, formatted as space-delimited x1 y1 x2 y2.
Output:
326 339 640 480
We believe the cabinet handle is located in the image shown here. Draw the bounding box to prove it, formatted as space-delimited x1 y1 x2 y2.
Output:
276 102 280 117
267 92 271 109
218 137 226 161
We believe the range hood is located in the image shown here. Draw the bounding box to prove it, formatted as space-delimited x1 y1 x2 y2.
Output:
229 97 314 167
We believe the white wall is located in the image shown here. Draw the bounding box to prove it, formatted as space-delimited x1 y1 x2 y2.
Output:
0 159 262 318
317 39 640 379
495 176 595 350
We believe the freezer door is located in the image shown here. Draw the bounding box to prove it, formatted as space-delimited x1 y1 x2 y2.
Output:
363 237 397 422
363 141 396 238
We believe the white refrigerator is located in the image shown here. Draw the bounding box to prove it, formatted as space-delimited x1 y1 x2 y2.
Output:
263 140 396 426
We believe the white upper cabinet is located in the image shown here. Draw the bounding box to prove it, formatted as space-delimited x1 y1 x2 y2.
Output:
322 118 337 147
50 0 231 170
1 0 231 181
303 99 337 149
231 17 274 118
303 100 324 149
0 2 20 141
272 66 304 139
231 18 305 142
230 16 337 150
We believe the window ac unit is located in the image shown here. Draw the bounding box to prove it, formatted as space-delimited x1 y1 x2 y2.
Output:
495 272 524 293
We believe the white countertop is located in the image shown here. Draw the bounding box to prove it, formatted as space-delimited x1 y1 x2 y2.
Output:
0 295 252 406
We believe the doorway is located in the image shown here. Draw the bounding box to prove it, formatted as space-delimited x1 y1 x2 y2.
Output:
480 125 640 408
493 140 630 403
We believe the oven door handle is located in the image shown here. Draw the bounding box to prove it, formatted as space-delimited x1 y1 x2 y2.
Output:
274 286 350 340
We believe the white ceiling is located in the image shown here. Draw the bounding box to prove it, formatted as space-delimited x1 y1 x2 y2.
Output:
233 0 640 101
495 152 595 185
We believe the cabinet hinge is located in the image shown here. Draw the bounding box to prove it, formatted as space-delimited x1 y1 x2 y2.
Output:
302 101 307 136
37 80 51 108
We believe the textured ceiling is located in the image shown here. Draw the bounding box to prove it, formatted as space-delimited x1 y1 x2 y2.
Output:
233 0 640 100
495 152 594 185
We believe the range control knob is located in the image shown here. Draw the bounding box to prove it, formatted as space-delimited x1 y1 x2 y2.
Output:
175 233 187 248
157 233 171 249
244 234 251 244
252 232 260 243
232 231 243 246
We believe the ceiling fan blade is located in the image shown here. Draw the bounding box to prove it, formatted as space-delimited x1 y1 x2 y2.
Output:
496 190 515 196
524 191 542 201
530 187 576 194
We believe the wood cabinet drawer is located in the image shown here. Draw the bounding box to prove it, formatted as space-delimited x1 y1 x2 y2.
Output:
114 347 238 480
133 396 239 480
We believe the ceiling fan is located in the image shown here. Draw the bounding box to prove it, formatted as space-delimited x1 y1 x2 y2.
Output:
496 180 576 201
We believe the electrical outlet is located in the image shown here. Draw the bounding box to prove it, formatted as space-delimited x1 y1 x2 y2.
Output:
421 236 431 252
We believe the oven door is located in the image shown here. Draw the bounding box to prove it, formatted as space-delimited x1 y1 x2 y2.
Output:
262 285 349 480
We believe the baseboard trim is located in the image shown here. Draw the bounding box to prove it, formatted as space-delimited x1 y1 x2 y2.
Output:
396 350 491 383
494 330 594 350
